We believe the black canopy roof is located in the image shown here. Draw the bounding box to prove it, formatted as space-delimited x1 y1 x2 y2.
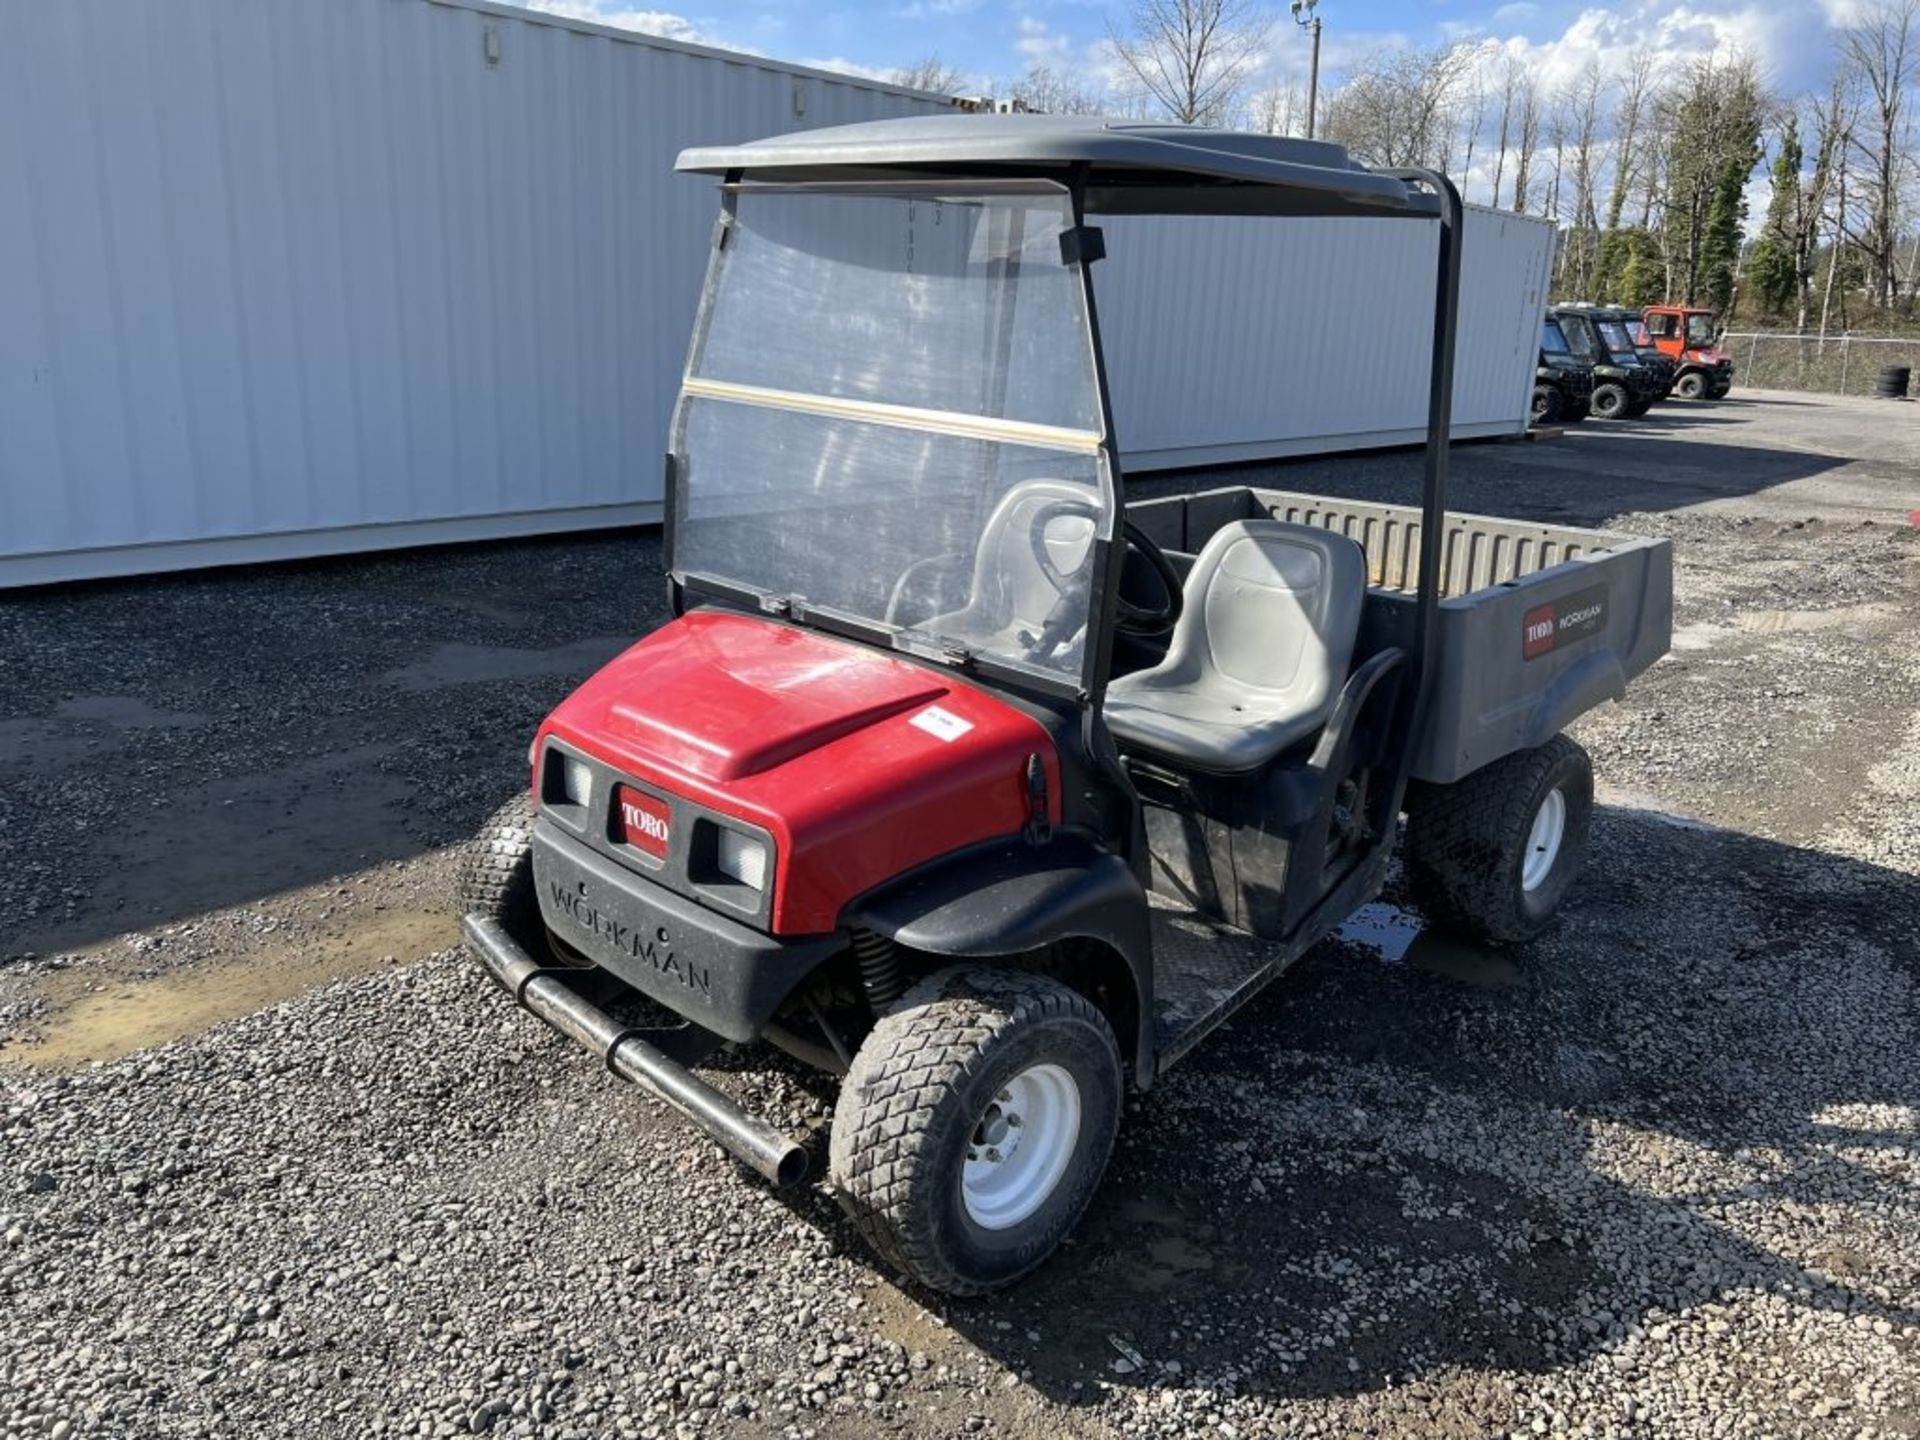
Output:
676 113 1441 220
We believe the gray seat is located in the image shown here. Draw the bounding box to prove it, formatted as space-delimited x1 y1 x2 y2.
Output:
923 479 1096 658
1105 520 1366 773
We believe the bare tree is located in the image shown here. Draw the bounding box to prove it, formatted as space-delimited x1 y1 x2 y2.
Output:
1603 48 1656 233
1108 0 1271 125
1839 0 1919 311
1802 79 1856 328
1321 43 1476 169
1248 79 1304 136
1009 64 1108 115
1563 61 1607 293
892 55 967 96
1456 48 1491 203
1545 92 1569 244
1490 52 1520 209
1511 67 1541 214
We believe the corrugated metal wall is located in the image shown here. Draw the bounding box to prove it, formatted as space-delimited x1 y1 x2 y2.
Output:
0 0 943 586
1100 205 1556 468
1 0 1554 586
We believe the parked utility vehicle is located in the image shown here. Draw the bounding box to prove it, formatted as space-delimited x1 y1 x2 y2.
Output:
1643 305 1734 398
1534 316 1596 425
1587 305 1676 399
1552 305 1661 419
459 116 1674 1295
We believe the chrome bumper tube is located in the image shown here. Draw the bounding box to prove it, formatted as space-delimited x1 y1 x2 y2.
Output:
463 913 809 1187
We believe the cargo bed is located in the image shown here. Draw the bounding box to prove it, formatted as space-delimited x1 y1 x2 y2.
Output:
1128 486 1673 784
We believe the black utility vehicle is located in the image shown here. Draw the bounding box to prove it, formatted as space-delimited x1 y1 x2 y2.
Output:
1552 305 1660 420
1584 304 1676 399
1533 315 1596 425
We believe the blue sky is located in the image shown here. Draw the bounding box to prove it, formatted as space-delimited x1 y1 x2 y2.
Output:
525 0 1858 104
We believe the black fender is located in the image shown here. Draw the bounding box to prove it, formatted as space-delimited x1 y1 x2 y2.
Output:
845 836 1157 1087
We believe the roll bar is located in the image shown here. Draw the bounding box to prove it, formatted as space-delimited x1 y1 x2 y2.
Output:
1381 167 1463 753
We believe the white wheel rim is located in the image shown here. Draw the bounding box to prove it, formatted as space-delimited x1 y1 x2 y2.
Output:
1521 787 1567 893
961 1063 1082 1231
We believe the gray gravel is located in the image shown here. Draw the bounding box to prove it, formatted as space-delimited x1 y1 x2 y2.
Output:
4 394 1919 1439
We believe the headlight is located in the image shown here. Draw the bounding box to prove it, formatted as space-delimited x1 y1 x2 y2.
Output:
715 829 767 890
559 753 593 807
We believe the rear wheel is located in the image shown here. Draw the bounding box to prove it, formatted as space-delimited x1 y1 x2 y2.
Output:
1675 370 1707 400
1404 736 1593 945
829 968 1122 1295
458 792 539 940
1590 382 1629 420
1531 385 1564 425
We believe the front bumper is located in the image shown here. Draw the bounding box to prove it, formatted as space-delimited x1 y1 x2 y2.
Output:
465 912 809 1186
532 817 840 1044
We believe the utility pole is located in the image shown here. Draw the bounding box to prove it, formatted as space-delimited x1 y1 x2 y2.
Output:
1291 0 1322 139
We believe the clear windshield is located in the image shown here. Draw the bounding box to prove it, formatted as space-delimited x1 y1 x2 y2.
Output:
1686 314 1716 347
1559 318 1596 358
1598 320 1637 358
1630 320 1654 348
1541 319 1571 355
671 183 1114 685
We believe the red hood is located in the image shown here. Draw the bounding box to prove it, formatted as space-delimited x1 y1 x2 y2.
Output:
537 611 1060 935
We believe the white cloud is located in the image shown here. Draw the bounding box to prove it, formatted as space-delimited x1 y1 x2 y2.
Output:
1016 16 1074 69
520 1 753 53
793 56 906 84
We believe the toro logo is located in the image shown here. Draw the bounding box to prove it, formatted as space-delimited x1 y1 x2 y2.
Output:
1522 584 1610 662
615 785 671 857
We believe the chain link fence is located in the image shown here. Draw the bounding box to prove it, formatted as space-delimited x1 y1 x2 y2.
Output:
1723 332 1920 398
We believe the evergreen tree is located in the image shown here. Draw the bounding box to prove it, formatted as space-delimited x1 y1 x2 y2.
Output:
1746 117 1802 318
1701 155 1750 314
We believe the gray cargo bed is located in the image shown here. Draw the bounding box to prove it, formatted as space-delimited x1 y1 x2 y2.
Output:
1128 486 1673 783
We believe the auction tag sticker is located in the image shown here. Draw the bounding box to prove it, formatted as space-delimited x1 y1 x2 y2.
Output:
910 705 973 742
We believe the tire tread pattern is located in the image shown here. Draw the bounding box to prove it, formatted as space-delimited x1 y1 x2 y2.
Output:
829 968 1116 1296
457 791 538 932
1404 735 1590 944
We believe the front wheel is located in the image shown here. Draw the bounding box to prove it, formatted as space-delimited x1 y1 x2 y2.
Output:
1675 371 1707 400
1531 385 1563 425
457 791 539 938
829 968 1122 1295
1403 736 1594 945
1590 382 1629 420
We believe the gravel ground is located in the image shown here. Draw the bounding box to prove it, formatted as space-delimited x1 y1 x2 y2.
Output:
3 393 1918 1439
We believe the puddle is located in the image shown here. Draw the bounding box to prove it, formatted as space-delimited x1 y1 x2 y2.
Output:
2 908 454 1068
384 637 629 691
0 695 209 771
1336 902 1521 988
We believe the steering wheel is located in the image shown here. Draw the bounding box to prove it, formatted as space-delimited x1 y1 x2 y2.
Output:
1026 499 1184 637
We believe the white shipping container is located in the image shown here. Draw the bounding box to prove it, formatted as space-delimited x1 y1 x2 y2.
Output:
0 0 944 587
1101 205 1557 467
0 0 1554 587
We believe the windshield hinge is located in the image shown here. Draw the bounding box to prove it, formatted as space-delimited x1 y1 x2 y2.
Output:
1059 224 1105 266
759 594 792 617
1023 754 1052 845
938 643 974 669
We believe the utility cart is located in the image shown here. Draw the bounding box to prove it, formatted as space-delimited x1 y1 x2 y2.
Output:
459 115 1673 1295
1643 304 1734 399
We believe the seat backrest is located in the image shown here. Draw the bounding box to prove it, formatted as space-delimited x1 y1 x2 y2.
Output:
1160 519 1366 720
937 478 1096 637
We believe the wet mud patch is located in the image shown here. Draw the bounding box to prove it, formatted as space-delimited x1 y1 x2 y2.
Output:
0 694 209 772
2 906 453 1067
